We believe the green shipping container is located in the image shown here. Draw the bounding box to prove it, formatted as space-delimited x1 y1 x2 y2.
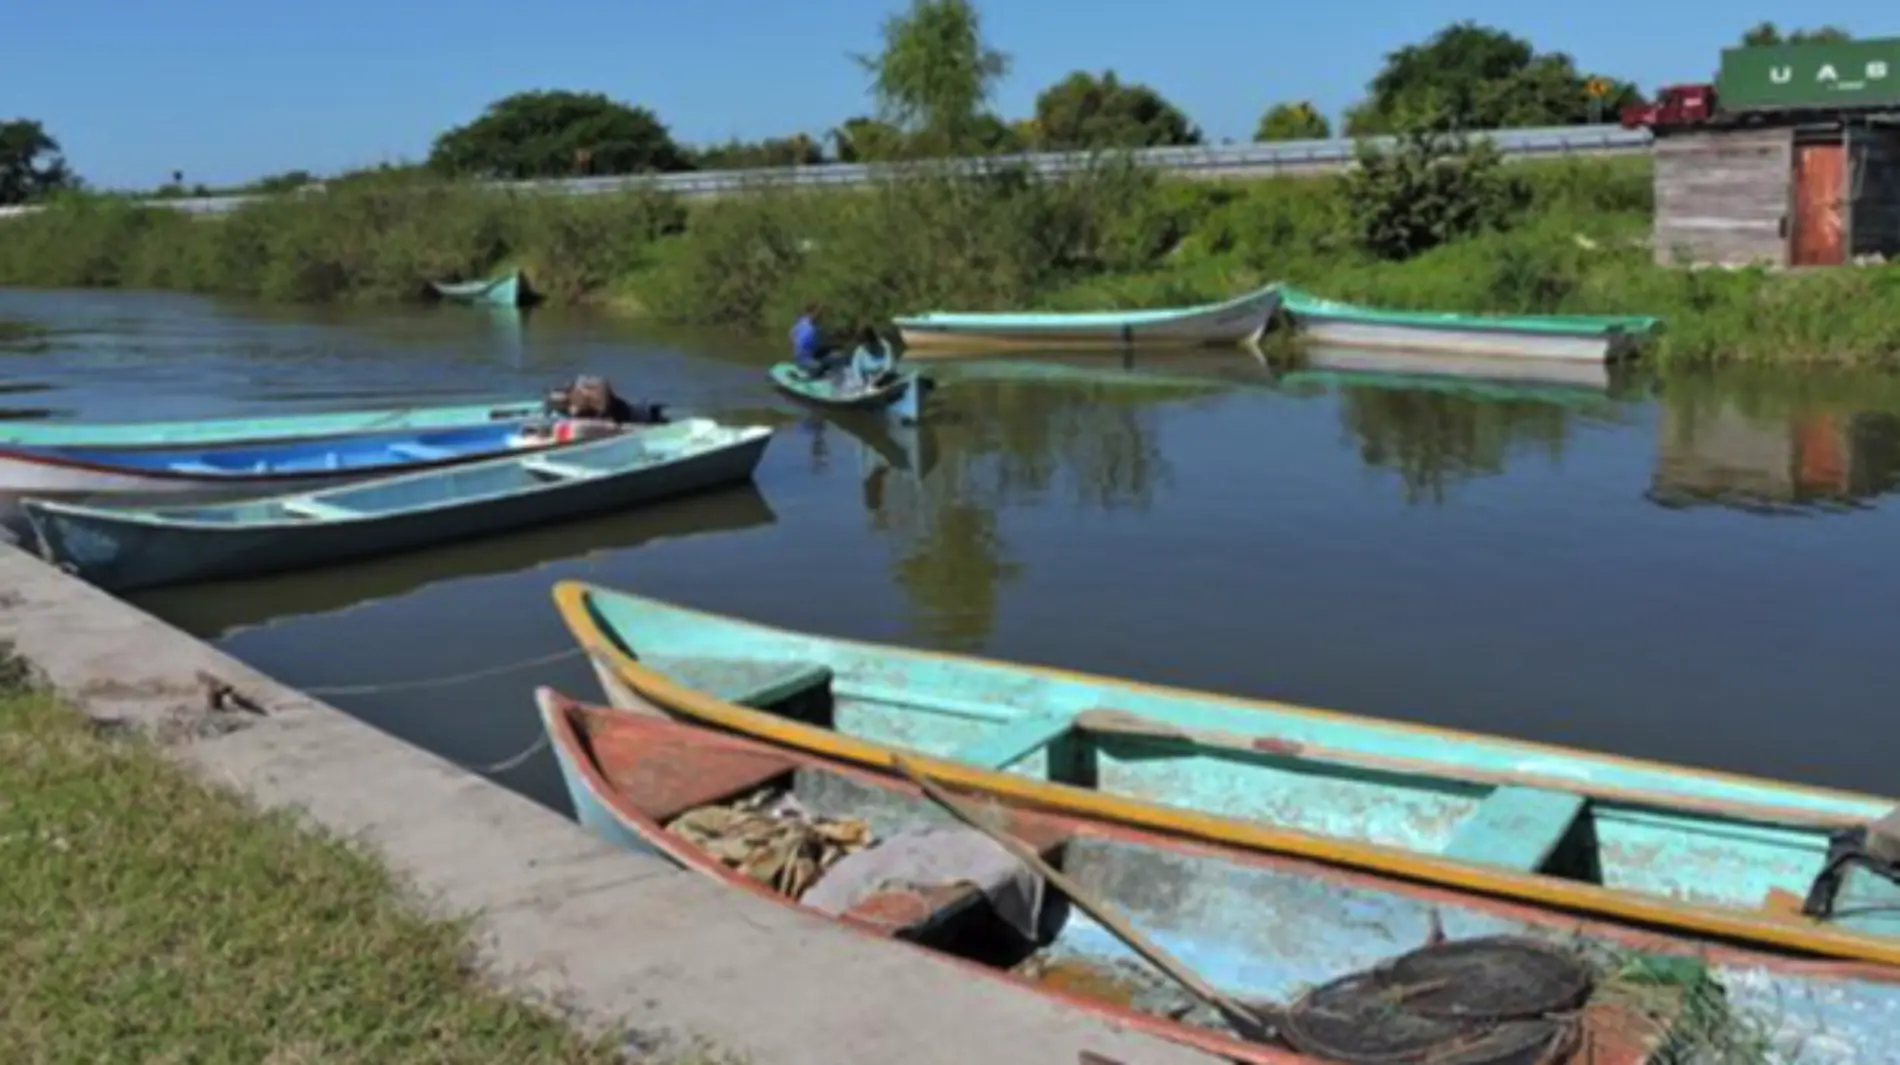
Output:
1718 38 1900 112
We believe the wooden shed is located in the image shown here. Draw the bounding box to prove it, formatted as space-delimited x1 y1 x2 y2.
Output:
1651 121 1900 268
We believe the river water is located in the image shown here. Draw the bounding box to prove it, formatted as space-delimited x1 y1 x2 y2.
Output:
4 287 1898 812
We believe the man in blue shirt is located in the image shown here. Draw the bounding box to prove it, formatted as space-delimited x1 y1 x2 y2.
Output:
790 303 844 377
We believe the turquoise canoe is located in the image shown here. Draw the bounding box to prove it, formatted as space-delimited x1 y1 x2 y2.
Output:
0 398 546 451
24 420 773 592
893 285 1283 355
768 363 926 424
1279 287 1662 363
541 686 1900 1065
427 269 535 308
553 583 1900 969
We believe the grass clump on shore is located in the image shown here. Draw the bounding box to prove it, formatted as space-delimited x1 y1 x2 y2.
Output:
0 654 635 1064
6 147 1900 367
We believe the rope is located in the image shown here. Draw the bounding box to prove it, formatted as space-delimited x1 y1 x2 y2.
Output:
455 733 551 775
301 646 585 696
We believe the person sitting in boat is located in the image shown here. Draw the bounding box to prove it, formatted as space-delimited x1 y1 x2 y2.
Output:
841 327 899 392
791 303 845 379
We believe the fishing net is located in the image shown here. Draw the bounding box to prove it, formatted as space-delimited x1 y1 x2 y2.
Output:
1380 935 1594 1019
1280 937 1591 1065
666 790 875 900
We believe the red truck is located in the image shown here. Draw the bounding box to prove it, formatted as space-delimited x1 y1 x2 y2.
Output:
1620 84 1717 131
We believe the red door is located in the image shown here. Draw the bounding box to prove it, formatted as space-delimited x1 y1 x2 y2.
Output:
1791 143 1846 267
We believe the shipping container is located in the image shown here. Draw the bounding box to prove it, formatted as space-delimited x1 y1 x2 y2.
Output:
1717 38 1900 113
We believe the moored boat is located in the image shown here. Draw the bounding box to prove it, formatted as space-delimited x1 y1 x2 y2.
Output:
427 268 536 308
24 419 773 592
1279 287 1662 363
540 686 1900 1065
551 582 1900 969
0 419 597 497
0 397 546 450
893 285 1282 355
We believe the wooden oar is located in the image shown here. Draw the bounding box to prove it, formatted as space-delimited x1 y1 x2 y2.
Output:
1073 708 1874 833
891 755 1277 1044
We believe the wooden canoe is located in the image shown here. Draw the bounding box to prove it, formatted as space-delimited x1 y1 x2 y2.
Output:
1278 287 1662 364
540 686 1900 1065
0 397 545 450
893 285 1282 355
550 581 1900 969
23 420 773 592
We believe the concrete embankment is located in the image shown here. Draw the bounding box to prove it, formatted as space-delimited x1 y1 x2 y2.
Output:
0 543 1220 1065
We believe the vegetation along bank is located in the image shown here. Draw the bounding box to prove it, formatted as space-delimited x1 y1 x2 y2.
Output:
3 8 1898 367
0 646 656 1063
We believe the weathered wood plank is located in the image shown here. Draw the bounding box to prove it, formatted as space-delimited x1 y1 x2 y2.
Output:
1652 128 1791 266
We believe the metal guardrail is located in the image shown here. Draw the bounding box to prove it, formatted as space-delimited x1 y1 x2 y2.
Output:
0 124 1655 220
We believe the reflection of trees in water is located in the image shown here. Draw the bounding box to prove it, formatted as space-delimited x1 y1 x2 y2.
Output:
868 379 1184 651
1340 387 1573 505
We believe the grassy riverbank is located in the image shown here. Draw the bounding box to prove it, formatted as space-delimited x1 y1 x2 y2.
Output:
4 158 1899 368
0 655 646 1064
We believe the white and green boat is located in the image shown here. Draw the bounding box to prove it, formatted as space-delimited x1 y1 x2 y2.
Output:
893 285 1282 355
1280 287 1662 363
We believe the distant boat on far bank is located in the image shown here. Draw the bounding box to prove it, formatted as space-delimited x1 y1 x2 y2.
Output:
427 268 538 308
893 284 1282 355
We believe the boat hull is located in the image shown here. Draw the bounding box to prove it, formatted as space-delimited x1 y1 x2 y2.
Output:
894 286 1281 355
25 420 773 592
0 420 575 497
0 398 545 450
550 581 1900 969
541 688 1900 1065
1280 288 1661 364
428 269 532 307
769 364 926 422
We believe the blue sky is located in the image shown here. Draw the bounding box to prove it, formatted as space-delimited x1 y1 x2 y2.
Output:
10 0 1895 189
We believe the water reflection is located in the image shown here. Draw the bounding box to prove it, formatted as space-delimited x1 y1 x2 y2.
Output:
1648 390 1900 516
134 487 778 640
1283 344 1639 405
850 375 1182 650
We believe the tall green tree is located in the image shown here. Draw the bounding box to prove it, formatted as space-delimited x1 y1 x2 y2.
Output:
1740 22 1852 46
1031 70 1201 151
1254 101 1331 141
853 0 1011 157
428 91 689 180
1343 23 1639 134
0 119 76 205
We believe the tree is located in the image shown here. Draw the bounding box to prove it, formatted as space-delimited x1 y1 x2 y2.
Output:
1254 101 1331 141
428 91 689 180
828 116 907 162
693 134 824 171
1031 70 1201 151
1740 22 1852 47
0 119 75 205
1341 117 1529 260
1343 23 1638 134
853 0 1011 157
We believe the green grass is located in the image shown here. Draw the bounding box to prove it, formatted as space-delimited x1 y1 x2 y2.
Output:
5 154 1900 367
0 659 645 1064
